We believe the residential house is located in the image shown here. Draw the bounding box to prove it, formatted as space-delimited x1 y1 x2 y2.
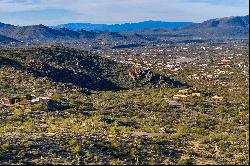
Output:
192 93 201 97
178 89 189 95
30 98 40 104
173 94 188 101
212 95 224 101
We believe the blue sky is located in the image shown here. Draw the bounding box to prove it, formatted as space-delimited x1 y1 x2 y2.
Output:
0 0 248 25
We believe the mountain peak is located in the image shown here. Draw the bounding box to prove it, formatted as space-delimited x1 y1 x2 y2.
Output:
32 24 48 28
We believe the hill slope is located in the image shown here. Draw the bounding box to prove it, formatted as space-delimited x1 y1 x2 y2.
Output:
0 46 189 94
0 34 19 43
178 15 249 38
125 15 249 39
0 24 79 42
0 24 144 42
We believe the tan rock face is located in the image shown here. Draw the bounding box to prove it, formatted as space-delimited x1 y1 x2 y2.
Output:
129 67 167 87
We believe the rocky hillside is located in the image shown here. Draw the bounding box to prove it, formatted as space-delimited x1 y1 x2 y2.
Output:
0 46 188 94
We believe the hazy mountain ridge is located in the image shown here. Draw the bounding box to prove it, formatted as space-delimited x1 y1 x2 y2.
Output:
177 15 249 38
0 22 13 28
51 20 193 32
0 15 248 44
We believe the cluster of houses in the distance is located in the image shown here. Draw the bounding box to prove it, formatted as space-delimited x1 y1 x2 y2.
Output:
168 88 224 108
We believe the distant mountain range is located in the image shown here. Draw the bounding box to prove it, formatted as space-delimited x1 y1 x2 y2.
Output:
0 24 134 42
0 15 248 44
177 15 249 38
51 21 193 32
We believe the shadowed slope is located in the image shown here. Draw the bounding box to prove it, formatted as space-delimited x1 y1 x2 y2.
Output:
0 46 190 91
